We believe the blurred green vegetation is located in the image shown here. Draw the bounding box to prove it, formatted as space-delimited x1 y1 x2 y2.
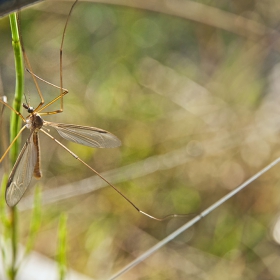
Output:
1 0 280 279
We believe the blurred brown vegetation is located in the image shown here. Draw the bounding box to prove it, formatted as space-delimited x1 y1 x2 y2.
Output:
1 0 280 279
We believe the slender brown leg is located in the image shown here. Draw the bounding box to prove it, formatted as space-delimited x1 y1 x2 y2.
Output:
0 126 26 164
41 128 188 221
25 69 68 115
21 0 78 115
17 13 45 111
59 0 79 112
0 98 25 121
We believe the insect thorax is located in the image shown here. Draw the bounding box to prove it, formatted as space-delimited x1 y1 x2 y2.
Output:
26 113 43 131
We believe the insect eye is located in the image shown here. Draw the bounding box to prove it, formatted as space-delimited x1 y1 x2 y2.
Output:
27 107 34 113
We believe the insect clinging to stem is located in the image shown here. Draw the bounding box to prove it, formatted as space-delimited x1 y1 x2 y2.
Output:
0 0 189 221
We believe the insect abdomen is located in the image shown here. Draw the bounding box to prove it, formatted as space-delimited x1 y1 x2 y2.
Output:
33 132 42 178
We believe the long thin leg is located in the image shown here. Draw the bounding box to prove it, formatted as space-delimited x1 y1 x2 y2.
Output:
16 13 45 111
0 96 9 171
0 98 25 121
26 69 68 93
0 96 7 126
0 126 26 163
59 0 79 113
18 1 77 115
41 128 189 221
38 93 68 115
25 69 69 115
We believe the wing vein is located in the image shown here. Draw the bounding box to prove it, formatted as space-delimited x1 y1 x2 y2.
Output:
44 121 121 148
6 130 37 207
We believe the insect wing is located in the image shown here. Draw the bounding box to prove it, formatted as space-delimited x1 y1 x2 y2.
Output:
44 122 121 148
6 133 37 207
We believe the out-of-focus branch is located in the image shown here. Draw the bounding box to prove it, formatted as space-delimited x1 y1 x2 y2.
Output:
49 0 274 40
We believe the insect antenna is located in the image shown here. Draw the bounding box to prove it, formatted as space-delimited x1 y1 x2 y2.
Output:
23 91 29 107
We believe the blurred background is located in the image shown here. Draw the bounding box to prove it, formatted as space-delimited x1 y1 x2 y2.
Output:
1 0 280 279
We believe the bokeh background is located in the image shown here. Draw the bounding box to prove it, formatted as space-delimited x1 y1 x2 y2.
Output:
1 0 280 279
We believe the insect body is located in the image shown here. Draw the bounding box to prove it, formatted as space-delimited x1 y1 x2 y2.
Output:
4 101 121 207
0 0 189 221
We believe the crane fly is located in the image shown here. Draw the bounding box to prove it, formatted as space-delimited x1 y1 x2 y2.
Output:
4 100 122 207
0 0 189 221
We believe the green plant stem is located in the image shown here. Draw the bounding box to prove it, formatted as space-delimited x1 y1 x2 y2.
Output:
9 13 24 163
8 12 24 280
57 213 67 280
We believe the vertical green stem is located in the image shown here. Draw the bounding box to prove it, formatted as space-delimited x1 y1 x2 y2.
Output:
9 13 24 162
8 12 24 280
57 213 68 280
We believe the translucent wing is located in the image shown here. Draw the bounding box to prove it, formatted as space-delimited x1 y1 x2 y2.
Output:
44 121 121 148
6 132 37 207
